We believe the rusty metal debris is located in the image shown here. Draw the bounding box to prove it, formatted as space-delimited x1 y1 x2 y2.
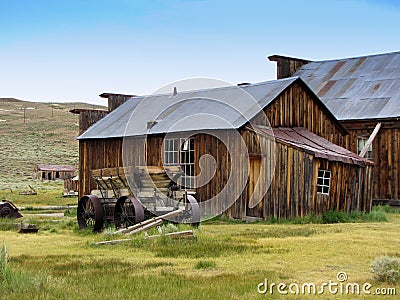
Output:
0 199 23 219
19 223 39 234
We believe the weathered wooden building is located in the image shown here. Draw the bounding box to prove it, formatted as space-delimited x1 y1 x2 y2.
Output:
33 164 75 181
76 77 373 220
269 51 400 201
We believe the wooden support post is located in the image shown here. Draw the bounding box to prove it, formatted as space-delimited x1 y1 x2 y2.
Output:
359 123 381 158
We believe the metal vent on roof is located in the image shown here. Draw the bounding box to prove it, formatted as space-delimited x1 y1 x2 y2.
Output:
147 120 158 129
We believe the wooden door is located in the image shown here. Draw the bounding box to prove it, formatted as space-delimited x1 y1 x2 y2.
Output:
247 156 262 217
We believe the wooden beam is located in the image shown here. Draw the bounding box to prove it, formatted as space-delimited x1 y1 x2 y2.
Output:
145 230 194 239
113 208 183 235
96 219 163 245
359 123 381 158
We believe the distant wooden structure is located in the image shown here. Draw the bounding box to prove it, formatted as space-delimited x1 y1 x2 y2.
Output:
33 164 75 181
269 51 400 201
75 77 373 220
63 175 79 196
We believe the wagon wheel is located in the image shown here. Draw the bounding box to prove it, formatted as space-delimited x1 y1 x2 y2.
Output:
0 207 11 218
114 196 145 229
177 195 200 226
77 195 104 232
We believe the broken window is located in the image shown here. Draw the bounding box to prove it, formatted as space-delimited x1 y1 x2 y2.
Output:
357 137 373 159
317 169 331 195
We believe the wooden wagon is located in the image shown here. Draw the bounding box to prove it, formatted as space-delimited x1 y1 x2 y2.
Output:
77 166 200 232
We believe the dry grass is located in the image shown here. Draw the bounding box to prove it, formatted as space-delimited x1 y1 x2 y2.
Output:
1 213 399 299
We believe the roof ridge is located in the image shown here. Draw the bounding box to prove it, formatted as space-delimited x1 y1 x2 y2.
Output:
311 50 400 64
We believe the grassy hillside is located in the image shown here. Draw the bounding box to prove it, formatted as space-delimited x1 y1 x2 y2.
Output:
0 98 106 189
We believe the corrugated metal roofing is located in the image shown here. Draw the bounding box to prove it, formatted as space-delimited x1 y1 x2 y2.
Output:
78 77 299 139
294 51 400 120
256 127 373 166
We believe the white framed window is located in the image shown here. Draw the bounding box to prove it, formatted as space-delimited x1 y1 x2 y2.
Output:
357 137 373 159
163 138 179 165
317 169 331 195
163 137 195 189
180 138 195 189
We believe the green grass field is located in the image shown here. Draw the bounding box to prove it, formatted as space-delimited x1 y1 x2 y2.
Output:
1 210 399 299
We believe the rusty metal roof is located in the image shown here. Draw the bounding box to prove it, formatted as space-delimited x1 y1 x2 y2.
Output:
264 127 372 166
36 164 75 172
78 77 302 139
294 51 400 120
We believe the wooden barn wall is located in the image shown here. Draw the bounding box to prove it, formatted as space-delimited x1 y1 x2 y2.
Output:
79 138 123 197
79 130 373 218
107 95 133 112
252 81 345 145
225 130 372 219
269 56 310 79
342 119 400 200
79 110 109 135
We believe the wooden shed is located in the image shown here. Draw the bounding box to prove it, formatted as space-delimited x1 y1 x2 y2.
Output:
76 77 373 220
269 51 400 202
33 164 75 181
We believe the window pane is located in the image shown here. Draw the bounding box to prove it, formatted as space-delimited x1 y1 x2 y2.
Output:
317 169 331 195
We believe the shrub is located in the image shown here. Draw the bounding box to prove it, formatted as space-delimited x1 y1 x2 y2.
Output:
322 210 349 224
371 255 400 283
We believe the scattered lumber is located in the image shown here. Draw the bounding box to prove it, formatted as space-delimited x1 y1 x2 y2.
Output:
145 230 194 239
19 185 37 195
96 208 191 245
124 219 163 236
95 238 133 246
113 208 183 235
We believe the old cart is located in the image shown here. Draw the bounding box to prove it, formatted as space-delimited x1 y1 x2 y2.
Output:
77 166 200 232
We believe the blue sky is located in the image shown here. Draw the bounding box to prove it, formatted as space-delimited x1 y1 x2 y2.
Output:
1 0 400 105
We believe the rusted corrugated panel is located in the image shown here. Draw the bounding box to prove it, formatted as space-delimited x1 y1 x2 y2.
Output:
270 127 372 166
295 51 400 120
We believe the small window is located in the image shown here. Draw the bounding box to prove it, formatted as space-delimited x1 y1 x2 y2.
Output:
317 169 331 195
163 139 179 165
357 137 373 159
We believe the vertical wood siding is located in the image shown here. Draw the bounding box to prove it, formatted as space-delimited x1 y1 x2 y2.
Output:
342 119 400 200
252 81 345 145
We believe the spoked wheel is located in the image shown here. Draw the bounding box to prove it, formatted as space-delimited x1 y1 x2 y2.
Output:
177 195 201 226
114 196 145 229
77 195 104 232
